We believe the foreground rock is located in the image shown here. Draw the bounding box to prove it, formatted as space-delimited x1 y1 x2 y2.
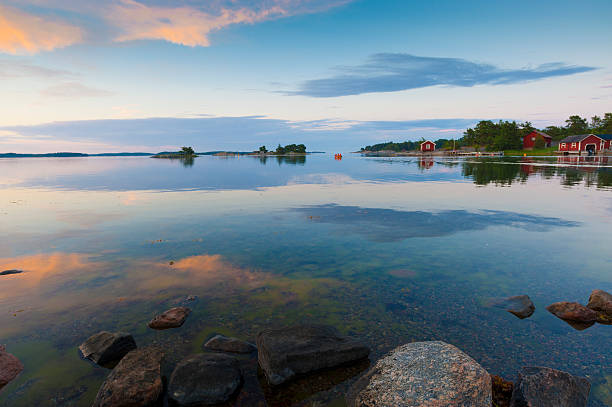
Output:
148 307 191 330
168 353 242 406
257 325 370 386
490 295 535 319
346 341 491 407
587 289 612 324
79 331 136 366
510 366 590 407
93 348 163 407
203 335 256 354
0 269 23 276
546 302 597 323
0 345 24 389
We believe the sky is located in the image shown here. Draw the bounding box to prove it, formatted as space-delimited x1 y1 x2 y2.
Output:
0 0 611 153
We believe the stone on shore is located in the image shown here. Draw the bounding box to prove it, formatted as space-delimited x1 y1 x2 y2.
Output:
346 341 491 407
203 335 257 354
0 269 23 276
168 353 242 406
79 331 136 366
492 375 514 407
93 348 163 407
510 366 590 407
490 295 535 319
148 307 191 330
0 345 24 389
257 325 370 386
546 302 598 323
587 289 612 324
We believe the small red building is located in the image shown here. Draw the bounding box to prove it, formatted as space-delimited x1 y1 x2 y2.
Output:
558 134 609 155
523 130 552 149
420 140 436 153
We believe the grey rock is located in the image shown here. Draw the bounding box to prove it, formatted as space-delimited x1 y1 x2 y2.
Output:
346 341 491 407
0 269 23 276
148 307 191 330
168 353 242 406
257 324 370 386
489 295 535 319
203 335 256 354
510 366 590 407
0 345 24 389
79 331 136 366
93 348 163 407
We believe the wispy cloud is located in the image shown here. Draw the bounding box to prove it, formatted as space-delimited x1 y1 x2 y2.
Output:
41 82 114 98
289 53 597 97
0 5 84 54
0 59 75 79
0 0 352 53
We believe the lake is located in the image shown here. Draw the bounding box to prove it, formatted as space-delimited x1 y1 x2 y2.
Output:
0 154 611 406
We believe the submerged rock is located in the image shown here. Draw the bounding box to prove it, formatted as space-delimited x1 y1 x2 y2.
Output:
492 375 514 407
489 295 535 319
0 345 24 389
79 331 136 367
148 307 191 330
203 335 256 354
346 341 491 407
510 366 590 407
587 289 612 324
168 353 242 406
546 302 598 323
0 269 23 276
93 348 163 407
257 324 370 386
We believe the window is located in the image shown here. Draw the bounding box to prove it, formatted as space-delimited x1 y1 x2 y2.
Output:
560 143 566 148
532 137 536 141
571 143 577 148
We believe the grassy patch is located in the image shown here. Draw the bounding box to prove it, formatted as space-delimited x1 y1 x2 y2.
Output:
504 148 557 156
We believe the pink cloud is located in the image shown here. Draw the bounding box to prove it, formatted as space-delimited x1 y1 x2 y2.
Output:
0 5 84 54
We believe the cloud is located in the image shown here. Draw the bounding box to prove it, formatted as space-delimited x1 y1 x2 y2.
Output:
0 5 84 54
290 53 597 97
40 82 114 98
0 59 75 79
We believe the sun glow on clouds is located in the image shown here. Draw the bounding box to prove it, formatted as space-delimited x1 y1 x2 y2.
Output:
0 5 83 54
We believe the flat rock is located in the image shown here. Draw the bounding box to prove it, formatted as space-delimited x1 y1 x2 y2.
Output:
546 302 598 323
93 348 163 407
148 307 191 330
257 324 370 386
490 295 535 319
0 345 24 389
0 269 23 276
168 353 242 406
346 341 491 407
79 331 136 366
204 335 256 354
587 289 612 323
510 366 590 407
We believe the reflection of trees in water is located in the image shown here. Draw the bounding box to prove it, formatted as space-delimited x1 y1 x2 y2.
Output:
461 157 611 189
276 155 306 165
179 155 194 167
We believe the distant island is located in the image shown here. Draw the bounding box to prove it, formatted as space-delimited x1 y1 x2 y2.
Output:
152 146 198 159
0 152 153 158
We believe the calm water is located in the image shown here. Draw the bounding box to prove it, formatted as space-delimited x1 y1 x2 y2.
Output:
0 154 611 406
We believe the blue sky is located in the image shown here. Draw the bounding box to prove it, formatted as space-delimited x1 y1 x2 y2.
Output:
1 0 611 152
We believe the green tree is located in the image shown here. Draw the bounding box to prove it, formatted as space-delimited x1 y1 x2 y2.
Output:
181 146 195 155
565 115 588 134
600 113 612 133
259 145 267 153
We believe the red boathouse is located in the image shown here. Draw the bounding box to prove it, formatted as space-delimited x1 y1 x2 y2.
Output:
523 130 552 149
420 140 436 153
558 134 611 155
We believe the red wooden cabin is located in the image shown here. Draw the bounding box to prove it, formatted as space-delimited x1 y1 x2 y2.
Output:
523 130 552 149
420 140 436 153
558 134 610 155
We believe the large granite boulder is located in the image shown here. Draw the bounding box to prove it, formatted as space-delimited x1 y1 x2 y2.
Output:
546 302 598 323
79 331 136 366
93 348 163 407
489 295 535 319
148 307 191 330
203 335 256 354
0 345 23 389
587 289 612 324
168 353 242 406
346 341 491 407
510 366 590 407
257 325 370 386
